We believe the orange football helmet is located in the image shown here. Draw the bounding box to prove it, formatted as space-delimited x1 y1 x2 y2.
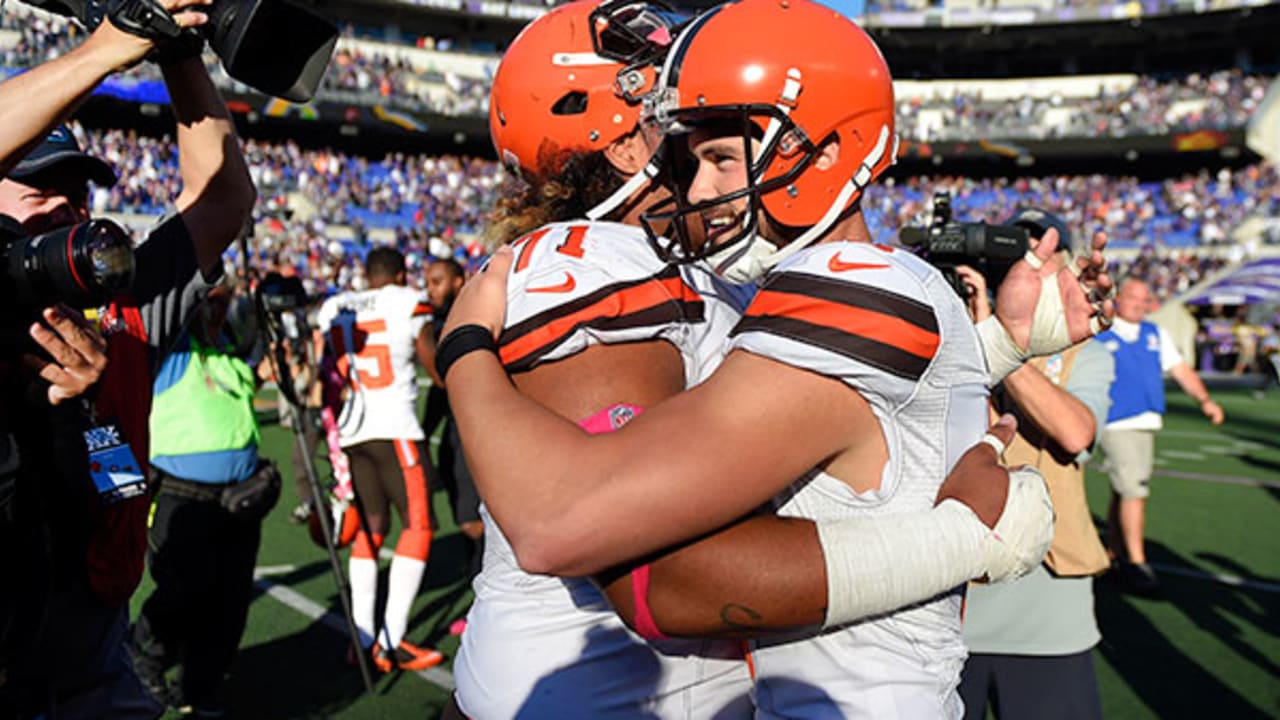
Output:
641 0 898 282
488 0 682 180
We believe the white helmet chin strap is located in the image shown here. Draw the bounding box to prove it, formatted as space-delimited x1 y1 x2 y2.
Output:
585 156 662 221
710 124 897 283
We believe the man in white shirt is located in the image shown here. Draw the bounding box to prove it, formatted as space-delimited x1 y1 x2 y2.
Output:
1095 278 1224 595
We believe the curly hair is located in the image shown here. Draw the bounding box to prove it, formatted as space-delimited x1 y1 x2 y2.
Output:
485 149 625 246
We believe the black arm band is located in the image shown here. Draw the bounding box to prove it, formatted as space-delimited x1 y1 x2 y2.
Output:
435 324 499 382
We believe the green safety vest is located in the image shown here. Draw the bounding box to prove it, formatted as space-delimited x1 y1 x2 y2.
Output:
149 334 259 460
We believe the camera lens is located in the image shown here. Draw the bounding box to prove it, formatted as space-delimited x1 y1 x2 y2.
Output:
77 220 135 298
5 219 136 308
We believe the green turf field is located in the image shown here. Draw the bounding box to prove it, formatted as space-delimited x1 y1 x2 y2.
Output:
131 386 1280 719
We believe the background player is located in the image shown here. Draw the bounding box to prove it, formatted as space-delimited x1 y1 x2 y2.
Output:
316 246 443 673
417 258 483 587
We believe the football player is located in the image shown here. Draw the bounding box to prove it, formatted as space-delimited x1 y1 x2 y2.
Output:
417 258 482 563
439 0 1113 715
448 2 757 716
315 247 443 673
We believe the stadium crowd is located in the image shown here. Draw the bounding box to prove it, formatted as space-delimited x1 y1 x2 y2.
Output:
67 130 1280 297
896 70 1274 142
863 164 1280 252
316 41 491 117
2 6 1272 143
55 120 1277 303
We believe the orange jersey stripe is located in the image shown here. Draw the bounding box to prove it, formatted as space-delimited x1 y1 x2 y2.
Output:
499 274 693 368
745 289 940 360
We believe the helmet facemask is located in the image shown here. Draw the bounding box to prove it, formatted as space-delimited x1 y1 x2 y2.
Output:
641 101 827 282
634 0 900 282
591 0 689 102
577 0 692 221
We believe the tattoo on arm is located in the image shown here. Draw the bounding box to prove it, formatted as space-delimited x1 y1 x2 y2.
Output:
719 603 764 630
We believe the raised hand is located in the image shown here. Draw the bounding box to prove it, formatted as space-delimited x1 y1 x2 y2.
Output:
994 227 1115 356
85 0 212 70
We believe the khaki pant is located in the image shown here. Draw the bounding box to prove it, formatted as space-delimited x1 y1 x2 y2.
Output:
1100 428 1155 499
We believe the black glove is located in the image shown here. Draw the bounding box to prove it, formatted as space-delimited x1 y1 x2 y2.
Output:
108 0 210 67
102 0 183 40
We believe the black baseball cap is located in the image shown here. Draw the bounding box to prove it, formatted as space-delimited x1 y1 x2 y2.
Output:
9 125 118 188
1009 207 1082 256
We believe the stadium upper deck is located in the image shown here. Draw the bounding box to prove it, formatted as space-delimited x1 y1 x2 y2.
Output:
1 7 1270 160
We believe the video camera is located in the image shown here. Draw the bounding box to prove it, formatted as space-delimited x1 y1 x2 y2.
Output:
899 191 1028 300
0 213 134 319
255 270 312 357
23 0 337 102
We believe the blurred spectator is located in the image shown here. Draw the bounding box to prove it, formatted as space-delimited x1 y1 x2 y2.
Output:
1096 278 1225 596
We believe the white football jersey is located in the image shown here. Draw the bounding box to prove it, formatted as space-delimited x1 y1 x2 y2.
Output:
316 284 430 447
730 242 989 719
455 221 753 720
496 221 704 374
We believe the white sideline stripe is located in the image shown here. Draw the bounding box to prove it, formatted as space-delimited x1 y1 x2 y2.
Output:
1158 449 1206 461
1148 563 1280 594
1159 430 1267 449
253 564 298 578
252 576 456 691
1153 469 1280 490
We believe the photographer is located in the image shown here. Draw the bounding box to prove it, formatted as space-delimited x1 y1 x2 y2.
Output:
0 1 254 716
958 210 1115 720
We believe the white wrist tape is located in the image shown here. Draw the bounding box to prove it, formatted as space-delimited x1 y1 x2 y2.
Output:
983 465 1056 583
817 500 986 629
976 315 1028 387
818 466 1055 628
980 263 1077 386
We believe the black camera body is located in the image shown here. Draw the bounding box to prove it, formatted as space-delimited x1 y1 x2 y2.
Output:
254 271 314 407
23 0 337 102
900 192 1028 300
257 271 311 354
256 272 308 314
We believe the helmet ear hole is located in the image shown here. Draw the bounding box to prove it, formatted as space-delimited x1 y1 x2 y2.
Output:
552 91 590 116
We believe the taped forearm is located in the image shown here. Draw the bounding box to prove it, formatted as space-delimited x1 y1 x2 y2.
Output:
817 501 985 628
820 466 1054 628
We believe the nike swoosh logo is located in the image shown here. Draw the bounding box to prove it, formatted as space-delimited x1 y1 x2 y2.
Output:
528 272 577 294
828 254 890 273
